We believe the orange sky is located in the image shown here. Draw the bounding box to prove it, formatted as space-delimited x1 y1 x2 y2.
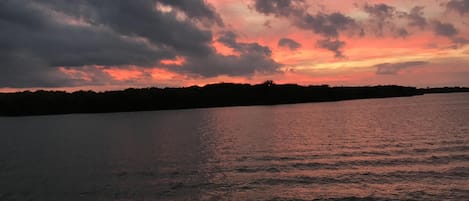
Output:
1 0 468 92
203 0 469 87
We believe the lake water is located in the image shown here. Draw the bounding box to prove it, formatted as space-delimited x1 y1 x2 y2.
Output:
0 93 468 201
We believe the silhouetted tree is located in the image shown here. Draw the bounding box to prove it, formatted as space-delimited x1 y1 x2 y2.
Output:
2 83 464 116
262 80 275 87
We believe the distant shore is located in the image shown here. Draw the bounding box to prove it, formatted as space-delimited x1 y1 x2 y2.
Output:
1 82 468 116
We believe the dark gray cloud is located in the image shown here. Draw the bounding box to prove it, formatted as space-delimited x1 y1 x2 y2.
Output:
278 38 301 50
158 0 224 26
254 0 357 38
0 0 282 88
217 32 272 55
48 0 215 56
295 12 357 38
362 3 426 37
0 51 72 88
363 3 397 36
433 20 458 37
407 6 427 29
446 0 469 15
0 0 174 87
173 32 281 77
375 61 428 75
316 39 345 58
253 0 305 17
364 3 397 19
253 0 357 57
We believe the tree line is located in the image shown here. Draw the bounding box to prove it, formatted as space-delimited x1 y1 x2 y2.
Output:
1 81 466 116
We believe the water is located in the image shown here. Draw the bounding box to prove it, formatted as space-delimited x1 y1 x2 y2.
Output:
0 93 468 201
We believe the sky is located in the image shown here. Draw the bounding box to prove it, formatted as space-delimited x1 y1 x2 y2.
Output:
1 0 468 92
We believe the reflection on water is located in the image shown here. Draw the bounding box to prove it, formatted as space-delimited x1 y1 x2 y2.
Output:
0 93 468 200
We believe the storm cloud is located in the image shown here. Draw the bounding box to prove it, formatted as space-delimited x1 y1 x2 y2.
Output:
0 0 174 87
0 0 281 88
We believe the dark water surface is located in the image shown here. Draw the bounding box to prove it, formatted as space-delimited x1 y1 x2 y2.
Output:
0 93 468 201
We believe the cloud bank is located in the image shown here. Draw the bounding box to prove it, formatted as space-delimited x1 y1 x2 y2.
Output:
0 0 281 88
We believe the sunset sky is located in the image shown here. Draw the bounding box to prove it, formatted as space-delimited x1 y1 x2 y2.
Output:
1 0 468 92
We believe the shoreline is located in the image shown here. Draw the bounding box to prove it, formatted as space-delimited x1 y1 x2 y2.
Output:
1 83 468 117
